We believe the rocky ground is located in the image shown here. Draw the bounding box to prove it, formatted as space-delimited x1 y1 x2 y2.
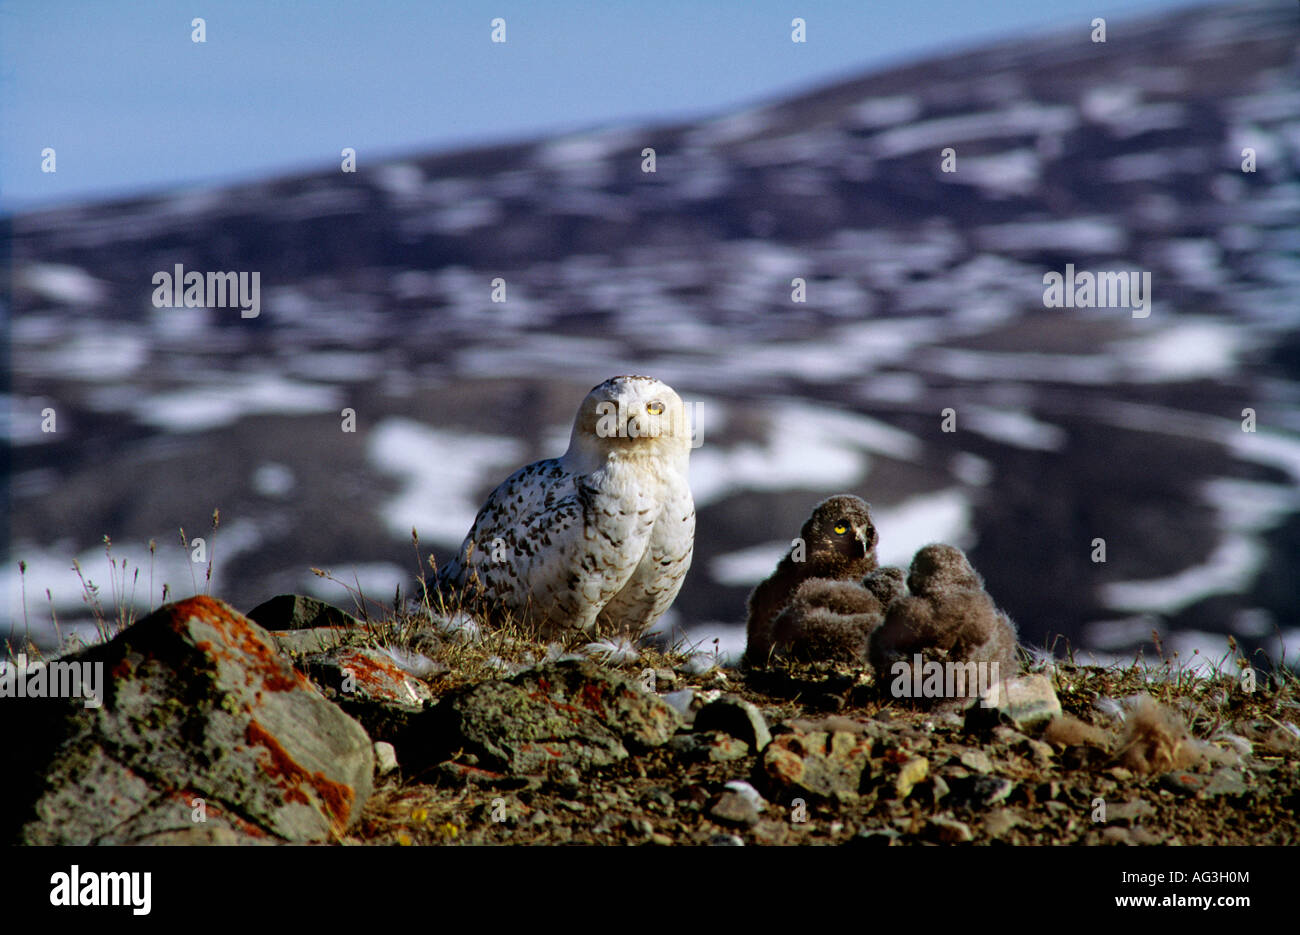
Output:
4 592 1296 846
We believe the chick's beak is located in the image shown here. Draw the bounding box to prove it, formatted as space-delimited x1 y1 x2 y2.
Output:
855 525 871 555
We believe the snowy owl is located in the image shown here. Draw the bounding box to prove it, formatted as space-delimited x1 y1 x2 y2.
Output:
744 494 881 665
436 375 695 640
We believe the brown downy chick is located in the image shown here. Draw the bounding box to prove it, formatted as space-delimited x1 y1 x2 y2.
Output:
1116 696 1201 775
745 495 879 666
863 565 906 608
769 578 888 663
869 543 1019 694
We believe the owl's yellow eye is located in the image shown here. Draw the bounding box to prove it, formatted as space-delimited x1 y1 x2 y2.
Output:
834 523 848 535
646 401 664 416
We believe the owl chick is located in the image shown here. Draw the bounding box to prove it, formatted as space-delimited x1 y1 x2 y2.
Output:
744 495 879 666
768 578 889 663
868 543 1019 697
436 375 695 640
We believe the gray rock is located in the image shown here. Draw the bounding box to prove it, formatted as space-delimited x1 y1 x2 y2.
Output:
724 780 766 809
709 791 761 827
850 828 902 846
304 646 435 743
407 658 679 777
269 626 365 656
708 833 745 846
694 695 772 752
962 775 1014 808
668 731 749 762
762 728 874 803
965 674 1061 732
660 688 697 721
927 816 974 843
959 750 994 774
1105 798 1156 823
374 741 399 776
247 593 361 631
4 596 374 845
1160 768 1250 798
982 809 1021 839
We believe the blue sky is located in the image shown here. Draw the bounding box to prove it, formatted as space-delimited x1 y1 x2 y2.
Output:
1 0 1199 211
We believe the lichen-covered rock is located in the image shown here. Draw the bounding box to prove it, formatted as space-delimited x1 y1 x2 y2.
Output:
405 658 680 777
694 695 772 752
2 596 374 845
965 674 1061 733
511 659 680 751
761 727 875 803
303 646 435 743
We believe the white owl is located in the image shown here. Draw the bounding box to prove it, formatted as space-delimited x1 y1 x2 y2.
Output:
435 375 695 640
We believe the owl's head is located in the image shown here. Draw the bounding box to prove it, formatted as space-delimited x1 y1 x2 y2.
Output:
802 494 878 561
567 375 692 466
907 543 982 596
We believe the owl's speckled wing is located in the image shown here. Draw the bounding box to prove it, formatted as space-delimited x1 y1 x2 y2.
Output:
437 457 666 634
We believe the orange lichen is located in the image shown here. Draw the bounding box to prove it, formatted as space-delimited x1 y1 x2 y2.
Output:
244 719 356 832
169 596 307 694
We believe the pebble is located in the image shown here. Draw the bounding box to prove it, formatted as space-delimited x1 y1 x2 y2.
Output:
373 741 399 776
960 750 994 774
709 833 745 846
928 816 974 843
894 757 929 798
695 696 772 752
709 791 761 827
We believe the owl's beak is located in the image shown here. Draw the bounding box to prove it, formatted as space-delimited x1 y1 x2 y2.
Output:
854 525 872 555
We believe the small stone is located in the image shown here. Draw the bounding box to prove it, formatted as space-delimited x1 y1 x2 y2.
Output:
894 757 930 799
625 818 654 840
707 735 752 762
1107 767 1134 781
927 816 974 843
373 742 399 776
723 780 766 810
669 731 749 762
694 695 772 752
650 833 673 846
750 819 789 845
709 833 745 846
960 750 994 774
642 788 675 811
1106 799 1156 824
983 809 1021 838
966 674 1062 733
851 828 902 846
921 774 951 807
968 775 1014 807
1024 739 1056 768
710 791 761 827
1159 771 1206 796
762 728 874 803
992 726 1031 745
1100 826 1134 845
660 689 696 720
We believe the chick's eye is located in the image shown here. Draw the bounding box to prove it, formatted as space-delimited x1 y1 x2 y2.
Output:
833 523 848 535
646 401 664 416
